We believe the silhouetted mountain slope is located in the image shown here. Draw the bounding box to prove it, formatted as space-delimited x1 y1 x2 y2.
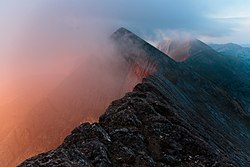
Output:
159 39 250 113
209 44 250 104
20 28 250 166
183 40 250 112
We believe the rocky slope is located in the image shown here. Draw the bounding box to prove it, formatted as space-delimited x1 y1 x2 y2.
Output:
159 39 250 113
184 40 250 113
19 82 232 167
19 28 250 166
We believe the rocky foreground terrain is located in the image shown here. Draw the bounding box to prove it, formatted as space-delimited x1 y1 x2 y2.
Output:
19 82 232 167
19 28 250 166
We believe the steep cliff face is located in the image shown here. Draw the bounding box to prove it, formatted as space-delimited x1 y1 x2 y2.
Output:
19 28 250 166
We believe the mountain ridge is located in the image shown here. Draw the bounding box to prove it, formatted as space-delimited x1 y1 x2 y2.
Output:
19 28 250 166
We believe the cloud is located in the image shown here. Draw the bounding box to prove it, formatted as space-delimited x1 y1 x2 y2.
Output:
1 0 250 47
41 0 243 43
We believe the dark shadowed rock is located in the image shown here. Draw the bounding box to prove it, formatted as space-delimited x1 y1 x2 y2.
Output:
19 82 232 167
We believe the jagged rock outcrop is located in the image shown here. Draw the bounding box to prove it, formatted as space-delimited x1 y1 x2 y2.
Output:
19 28 250 166
19 82 232 167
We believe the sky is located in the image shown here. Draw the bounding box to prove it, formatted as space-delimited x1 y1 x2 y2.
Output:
1 0 250 45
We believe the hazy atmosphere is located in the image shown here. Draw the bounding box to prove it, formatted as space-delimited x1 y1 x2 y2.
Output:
1 1 250 166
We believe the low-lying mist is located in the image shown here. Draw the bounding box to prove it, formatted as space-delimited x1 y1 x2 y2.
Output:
0 0 166 165
0 30 147 166
0 3 153 167
156 31 195 62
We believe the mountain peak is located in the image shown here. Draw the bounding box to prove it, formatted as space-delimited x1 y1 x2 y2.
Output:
111 27 176 67
111 27 135 41
113 27 131 34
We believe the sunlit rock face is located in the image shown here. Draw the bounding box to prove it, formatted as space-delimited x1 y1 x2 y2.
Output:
19 28 250 166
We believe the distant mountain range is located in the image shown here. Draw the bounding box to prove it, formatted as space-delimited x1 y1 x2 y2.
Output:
240 44 250 48
210 43 250 60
